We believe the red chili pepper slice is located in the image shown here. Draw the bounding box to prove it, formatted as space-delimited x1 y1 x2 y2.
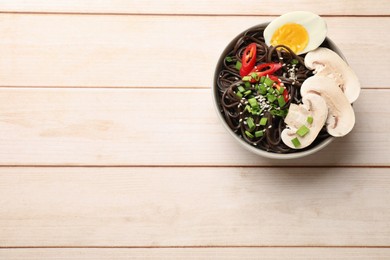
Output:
269 75 289 102
239 43 257 77
282 89 289 102
268 75 281 83
248 63 283 84
251 63 282 77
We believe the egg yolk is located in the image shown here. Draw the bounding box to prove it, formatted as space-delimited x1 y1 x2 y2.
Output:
270 23 309 54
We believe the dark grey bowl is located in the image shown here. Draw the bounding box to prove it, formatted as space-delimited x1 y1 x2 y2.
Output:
212 22 346 159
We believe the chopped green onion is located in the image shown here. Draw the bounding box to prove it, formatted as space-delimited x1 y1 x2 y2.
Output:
244 81 251 89
235 61 242 70
296 125 310 137
236 92 243 99
264 77 274 87
250 72 260 82
237 86 245 93
260 76 266 83
278 96 286 107
248 97 258 107
259 85 267 95
242 76 251 81
291 137 301 148
271 109 288 118
278 86 285 94
225 56 233 62
255 130 264 138
243 89 252 96
307 116 314 124
245 131 254 138
251 107 262 116
247 117 255 131
268 87 275 94
260 117 268 126
267 93 276 103
270 110 277 116
291 59 299 65
244 105 251 112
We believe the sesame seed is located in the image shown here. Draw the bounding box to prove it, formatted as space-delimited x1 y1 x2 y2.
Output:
268 125 272 128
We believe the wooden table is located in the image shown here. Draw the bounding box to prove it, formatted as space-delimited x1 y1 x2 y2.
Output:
1 1 390 259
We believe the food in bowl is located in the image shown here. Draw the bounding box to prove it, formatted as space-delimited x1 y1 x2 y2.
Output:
214 11 360 156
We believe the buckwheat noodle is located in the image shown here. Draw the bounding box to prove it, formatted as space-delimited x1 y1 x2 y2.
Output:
216 25 330 153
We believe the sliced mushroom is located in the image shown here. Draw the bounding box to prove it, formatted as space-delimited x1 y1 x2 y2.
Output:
281 93 328 149
305 47 361 103
301 76 355 137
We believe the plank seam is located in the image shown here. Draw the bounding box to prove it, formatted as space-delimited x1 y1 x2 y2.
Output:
0 165 388 168
0 11 389 17
0 86 210 90
1 246 390 249
0 86 388 90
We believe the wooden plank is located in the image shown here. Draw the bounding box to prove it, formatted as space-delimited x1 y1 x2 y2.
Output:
1 248 390 259
0 0 389 15
0 88 387 166
1 167 390 246
0 14 388 88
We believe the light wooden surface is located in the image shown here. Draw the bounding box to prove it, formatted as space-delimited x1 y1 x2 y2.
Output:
1 0 389 15
2 167 390 246
0 15 387 88
2 248 390 260
1 1 390 259
0 88 388 166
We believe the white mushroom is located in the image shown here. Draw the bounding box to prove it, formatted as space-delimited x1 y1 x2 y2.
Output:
301 76 355 137
305 47 361 103
281 93 328 149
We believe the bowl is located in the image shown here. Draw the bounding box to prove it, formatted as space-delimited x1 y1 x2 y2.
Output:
212 22 347 159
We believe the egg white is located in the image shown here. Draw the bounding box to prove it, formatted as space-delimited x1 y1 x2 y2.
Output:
264 11 327 55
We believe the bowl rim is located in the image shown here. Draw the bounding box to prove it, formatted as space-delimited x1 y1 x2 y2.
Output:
212 22 346 159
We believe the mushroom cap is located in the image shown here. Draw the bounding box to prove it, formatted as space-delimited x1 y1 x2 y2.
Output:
281 93 328 149
305 47 361 103
301 76 356 137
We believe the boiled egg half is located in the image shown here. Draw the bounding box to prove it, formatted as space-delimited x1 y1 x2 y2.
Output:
264 11 327 55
